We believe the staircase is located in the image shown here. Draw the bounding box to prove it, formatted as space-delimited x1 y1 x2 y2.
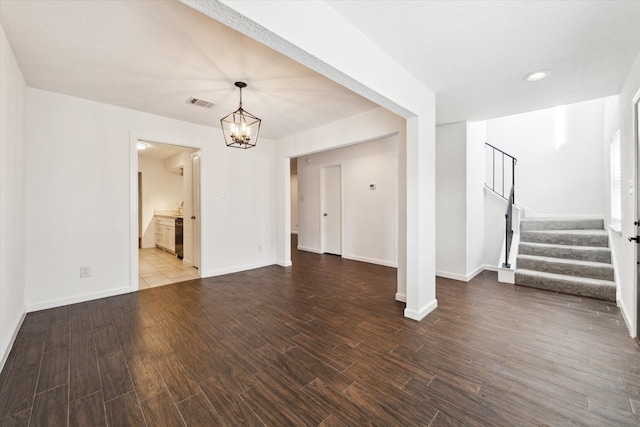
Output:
515 218 616 301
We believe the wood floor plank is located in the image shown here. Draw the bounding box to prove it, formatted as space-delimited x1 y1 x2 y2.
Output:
104 391 145 427
0 363 39 419
254 367 330 426
0 409 31 427
256 343 316 387
97 349 134 402
176 393 225 427
428 410 466 427
304 378 385 427
156 353 201 403
68 328 101 402
318 414 348 427
11 333 46 369
44 323 69 352
36 345 69 393
198 352 258 394
284 346 354 393
239 383 306 426
30 385 67 427
69 392 107 427
290 333 354 372
126 355 166 401
93 325 121 357
199 377 265 427
218 335 270 375
140 390 186 427
342 381 437 426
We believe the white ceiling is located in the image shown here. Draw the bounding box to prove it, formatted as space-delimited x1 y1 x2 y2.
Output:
329 0 640 124
0 0 378 141
2 0 639 137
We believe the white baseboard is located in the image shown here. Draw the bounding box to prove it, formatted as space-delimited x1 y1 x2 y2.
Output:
404 299 438 321
618 296 636 338
205 260 275 277
435 270 468 282
26 285 135 313
182 258 194 267
277 259 292 267
297 246 322 254
342 253 397 268
436 265 485 282
1 311 26 374
291 231 298 235
395 292 406 302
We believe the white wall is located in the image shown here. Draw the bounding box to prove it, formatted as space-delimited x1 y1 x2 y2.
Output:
466 121 487 275
296 135 398 267
24 88 277 310
610 51 640 337
486 98 607 216
138 153 184 248
0 25 27 370
436 123 467 277
435 121 487 280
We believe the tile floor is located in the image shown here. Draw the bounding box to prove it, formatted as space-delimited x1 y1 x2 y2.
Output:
138 247 199 289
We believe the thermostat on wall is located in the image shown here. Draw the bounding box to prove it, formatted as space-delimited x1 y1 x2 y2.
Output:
369 183 376 190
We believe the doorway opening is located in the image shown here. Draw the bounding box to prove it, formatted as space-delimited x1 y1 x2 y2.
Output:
137 141 201 288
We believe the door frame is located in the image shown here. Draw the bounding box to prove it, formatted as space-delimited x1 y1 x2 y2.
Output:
319 163 343 255
191 151 201 269
634 88 640 342
129 133 202 289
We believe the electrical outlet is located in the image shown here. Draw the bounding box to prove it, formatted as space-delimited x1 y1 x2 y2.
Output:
80 266 91 278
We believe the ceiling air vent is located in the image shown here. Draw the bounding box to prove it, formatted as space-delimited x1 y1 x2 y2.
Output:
186 97 214 108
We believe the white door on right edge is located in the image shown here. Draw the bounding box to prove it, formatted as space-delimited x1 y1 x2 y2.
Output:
321 165 341 255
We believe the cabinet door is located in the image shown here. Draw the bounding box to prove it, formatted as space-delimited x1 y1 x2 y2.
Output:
166 226 175 251
155 219 164 248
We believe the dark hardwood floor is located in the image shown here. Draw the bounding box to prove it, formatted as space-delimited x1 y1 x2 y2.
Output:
1 238 640 426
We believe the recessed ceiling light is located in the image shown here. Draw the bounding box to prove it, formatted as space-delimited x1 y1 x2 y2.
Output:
137 142 149 150
524 70 549 82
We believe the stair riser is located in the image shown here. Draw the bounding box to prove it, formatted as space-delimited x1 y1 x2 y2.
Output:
515 273 615 301
520 232 608 248
518 244 611 263
517 257 613 281
520 219 604 231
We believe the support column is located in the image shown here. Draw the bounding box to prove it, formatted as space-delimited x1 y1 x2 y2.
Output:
404 116 438 320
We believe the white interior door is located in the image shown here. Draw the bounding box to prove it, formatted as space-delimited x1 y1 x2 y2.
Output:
321 165 341 255
192 152 201 269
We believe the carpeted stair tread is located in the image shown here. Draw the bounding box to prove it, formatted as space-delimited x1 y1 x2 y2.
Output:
518 242 611 263
520 218 604 231
520 229 608 247
517 254 613 281
515 269 615 301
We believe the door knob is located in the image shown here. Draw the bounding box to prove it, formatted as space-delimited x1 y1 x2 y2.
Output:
323 213 328 217
191 216 196 220
629 236 639 242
